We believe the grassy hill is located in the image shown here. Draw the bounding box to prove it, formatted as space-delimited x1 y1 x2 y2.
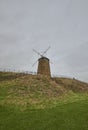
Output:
0 71 88 130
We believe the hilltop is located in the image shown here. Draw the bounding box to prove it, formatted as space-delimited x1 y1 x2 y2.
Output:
0 71 88 109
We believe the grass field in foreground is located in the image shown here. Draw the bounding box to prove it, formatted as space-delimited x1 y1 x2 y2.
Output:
0 95 88 130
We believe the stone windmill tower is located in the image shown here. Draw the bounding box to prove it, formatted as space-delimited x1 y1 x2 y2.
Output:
33 47 51 77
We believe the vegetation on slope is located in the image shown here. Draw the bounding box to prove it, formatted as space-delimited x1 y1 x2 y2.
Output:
0 71 88 109
53 77 88 92
0 71 88 130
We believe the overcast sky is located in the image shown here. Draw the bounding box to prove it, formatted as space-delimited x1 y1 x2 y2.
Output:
0 0 88 82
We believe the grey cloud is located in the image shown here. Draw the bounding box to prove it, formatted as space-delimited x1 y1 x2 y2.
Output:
0 0 88 82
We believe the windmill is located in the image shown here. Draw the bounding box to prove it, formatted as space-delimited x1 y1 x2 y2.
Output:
32 46 51 77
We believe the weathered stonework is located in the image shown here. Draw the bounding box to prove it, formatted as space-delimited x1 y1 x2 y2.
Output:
37 57 51 77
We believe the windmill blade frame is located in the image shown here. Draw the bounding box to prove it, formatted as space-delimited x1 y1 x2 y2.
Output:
32 46 51 67
42 46 51 56
33 49 42 57
32 60 38 67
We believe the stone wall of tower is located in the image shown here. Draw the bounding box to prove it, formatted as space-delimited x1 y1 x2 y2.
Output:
37 57 51 77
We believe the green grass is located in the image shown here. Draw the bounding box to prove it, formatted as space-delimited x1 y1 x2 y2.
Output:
0 98 88 130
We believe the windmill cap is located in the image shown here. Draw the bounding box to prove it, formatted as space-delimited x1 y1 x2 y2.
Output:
38 56 49 61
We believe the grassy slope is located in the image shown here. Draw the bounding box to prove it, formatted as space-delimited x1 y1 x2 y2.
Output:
0 72 88 130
